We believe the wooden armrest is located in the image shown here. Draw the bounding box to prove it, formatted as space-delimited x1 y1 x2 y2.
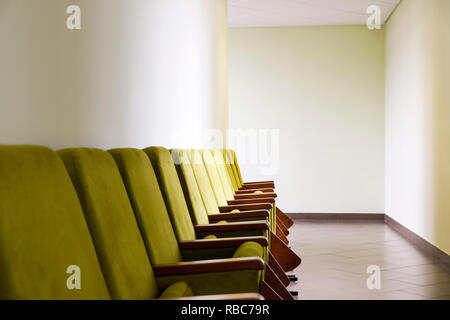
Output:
244 181 274 185
179 236 268 250
208 209 270 221
219 203 272 212
194 221 269 233
235 188 274 195
168 293 264 300
153 257 265 276
240 182 274 189
228 198 275 205
234 192 277 199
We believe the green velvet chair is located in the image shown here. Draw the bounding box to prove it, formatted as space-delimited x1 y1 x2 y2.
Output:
0 145 110 300
108 148 290 298
210 149 301 272
172 149 298 283
225 149 294 229
172 149 271 236
58 147 267 299
201 149 277 233
187 149 273 222
209 149 293 240
225 149 275 190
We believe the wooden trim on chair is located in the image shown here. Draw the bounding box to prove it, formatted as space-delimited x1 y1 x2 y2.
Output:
240 183 274 190
243 181 274 185
194 221 269 233
235 188 274 195
178 236 268 250
219 203 272 212
228 198 275 205
153 257 265 276
208 210 270 221
168 293 265 300
234 193 277 199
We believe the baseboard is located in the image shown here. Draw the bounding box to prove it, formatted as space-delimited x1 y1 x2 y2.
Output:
287 212 449 268
288 213 385 220
384 214 450 269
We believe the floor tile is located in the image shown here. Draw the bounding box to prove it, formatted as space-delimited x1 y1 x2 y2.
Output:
289 219 450 300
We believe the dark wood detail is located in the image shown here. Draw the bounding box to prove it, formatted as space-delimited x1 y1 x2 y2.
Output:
167 293 265 300
153 257 265 276
228 198 275 205
219 203 272 212
240 183 274 190
268 251 290 287
235 188 274 194
265 265 294 300
178 236 268 250
276 216 289 236
261 281 282 300
276 224 289 245
385 215 450 268
234 192 278 199
276 207 294 228
270 231 302 272
243 180 275 185
194 221 269 233
208 210 270 221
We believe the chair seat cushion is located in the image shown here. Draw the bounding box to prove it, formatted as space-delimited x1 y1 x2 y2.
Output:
232 241 263 259
159 281 193 299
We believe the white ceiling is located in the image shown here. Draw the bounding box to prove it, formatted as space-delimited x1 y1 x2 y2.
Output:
229 0 401 27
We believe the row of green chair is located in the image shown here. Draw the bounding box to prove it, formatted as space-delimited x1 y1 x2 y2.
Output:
172 149 300 272
0 145 298 299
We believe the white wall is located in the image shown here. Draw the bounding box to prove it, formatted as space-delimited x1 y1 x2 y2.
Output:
229 26 385 213
385 0 450 254
0 0 228 150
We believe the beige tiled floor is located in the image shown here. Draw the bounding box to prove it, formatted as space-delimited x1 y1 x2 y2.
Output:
287 219 450 300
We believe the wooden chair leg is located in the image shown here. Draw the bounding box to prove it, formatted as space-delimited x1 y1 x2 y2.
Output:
268 251 290 286
271 231 302 272
262 281 282 300
265 266 294 300
276 224 289 244
276 207 294 228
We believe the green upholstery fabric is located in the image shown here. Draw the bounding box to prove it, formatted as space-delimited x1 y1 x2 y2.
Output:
232 242 263 259
171 149 210 226
212 149 235 200
223 150 239 190
227 149 244 187
159 281 193 299
202 150 228 206
58 148 159 300
143 147 265 261
143 147 196 241
188 149 221 214
157 270 261 296
109 148 182 265
0 146 109 300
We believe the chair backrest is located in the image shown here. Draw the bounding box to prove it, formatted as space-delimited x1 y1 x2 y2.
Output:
212 149 235 200
201 150 228 206
171 149 210 225
227 149 244 187
188 150 221 215
58 148 159 300
143 147 196 241
109 148 183 265
0 145 109 299
223 149 239 191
